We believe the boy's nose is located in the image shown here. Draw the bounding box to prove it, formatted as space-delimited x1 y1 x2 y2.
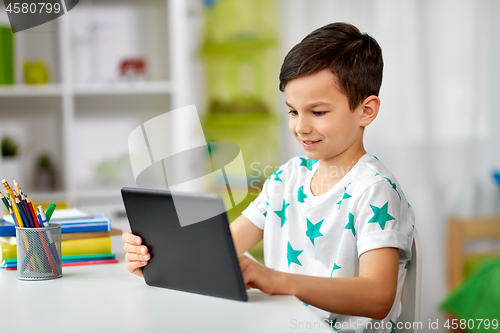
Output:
295 116 312 134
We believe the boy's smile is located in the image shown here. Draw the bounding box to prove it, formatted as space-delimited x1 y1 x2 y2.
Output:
285 69 377 170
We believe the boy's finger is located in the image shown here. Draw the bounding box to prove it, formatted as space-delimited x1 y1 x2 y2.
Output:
125 252 150 263
126 262 146 278
122 232 142 245
123 243 149 255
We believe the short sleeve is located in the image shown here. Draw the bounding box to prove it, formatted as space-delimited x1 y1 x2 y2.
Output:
353 180 414 260
241 177 274 230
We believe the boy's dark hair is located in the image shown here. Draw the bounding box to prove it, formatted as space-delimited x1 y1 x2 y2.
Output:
279 22 383 110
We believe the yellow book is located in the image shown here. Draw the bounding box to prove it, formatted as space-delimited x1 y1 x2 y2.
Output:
0 238 17 261
1 236 113 261
61 237 112 256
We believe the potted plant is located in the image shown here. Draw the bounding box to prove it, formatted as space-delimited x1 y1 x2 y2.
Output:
1 136 22 185
34 153 55 191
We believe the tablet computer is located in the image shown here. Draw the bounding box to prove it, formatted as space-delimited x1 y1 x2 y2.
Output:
121 187 248 302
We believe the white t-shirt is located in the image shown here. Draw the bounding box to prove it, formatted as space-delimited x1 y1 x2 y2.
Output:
242 153 415 333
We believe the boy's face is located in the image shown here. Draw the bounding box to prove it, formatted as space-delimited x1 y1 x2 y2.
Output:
285 69 366 165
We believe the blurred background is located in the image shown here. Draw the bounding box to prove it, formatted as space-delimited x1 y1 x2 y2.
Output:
1 0 499 331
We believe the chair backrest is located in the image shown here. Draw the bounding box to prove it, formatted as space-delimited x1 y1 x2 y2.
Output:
447 216 500 290
396 228 422 333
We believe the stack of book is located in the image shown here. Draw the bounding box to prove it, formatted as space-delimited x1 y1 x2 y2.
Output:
0 208 122 270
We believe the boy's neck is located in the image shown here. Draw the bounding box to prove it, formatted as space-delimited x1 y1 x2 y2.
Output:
310 145 366 196
316 143 366 182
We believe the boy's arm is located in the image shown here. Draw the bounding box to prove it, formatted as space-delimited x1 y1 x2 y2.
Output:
238 247 399 320
230 214 263 255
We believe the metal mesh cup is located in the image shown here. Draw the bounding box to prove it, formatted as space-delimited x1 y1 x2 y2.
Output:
16 224 62 280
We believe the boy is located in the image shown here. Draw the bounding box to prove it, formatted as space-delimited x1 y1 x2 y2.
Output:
123 22 414 332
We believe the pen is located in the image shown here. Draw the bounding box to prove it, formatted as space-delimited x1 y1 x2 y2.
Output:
37 206 49 228
46 203 56 222
38 206 61 268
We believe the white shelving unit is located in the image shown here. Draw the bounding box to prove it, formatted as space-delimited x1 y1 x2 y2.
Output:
0 0 195 213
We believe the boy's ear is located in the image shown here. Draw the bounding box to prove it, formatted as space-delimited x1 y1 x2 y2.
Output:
358 95 380 127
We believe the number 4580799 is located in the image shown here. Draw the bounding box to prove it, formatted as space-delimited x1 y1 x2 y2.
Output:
6 2 61 14
444 319 498 330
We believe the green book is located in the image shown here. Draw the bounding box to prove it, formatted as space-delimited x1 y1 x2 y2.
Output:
2 253 116 265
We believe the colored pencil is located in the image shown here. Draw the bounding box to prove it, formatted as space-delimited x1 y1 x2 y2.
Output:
27 198 41 228
11 198 24 228
0 192 10 210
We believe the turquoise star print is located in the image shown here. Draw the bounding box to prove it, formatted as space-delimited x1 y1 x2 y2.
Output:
274 200 290 227
305 218 324 245
345 213 356 236
336 189 352 210
287 242 303 267
271 169 283 182
384 177 401 200
263 202 269 217
297 185 307 203
368 202 395 230
299 157 318 171
330 263 341 277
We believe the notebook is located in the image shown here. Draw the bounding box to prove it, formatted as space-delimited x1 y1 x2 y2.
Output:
121 187 247 302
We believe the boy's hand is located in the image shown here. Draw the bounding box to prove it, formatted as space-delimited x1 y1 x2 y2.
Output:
123 232 150 278
238 255 288 295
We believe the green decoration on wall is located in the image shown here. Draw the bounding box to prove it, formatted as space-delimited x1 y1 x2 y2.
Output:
200 0 281 264
0 25 15 85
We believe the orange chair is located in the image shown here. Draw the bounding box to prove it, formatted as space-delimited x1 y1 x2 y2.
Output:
447 216 500 290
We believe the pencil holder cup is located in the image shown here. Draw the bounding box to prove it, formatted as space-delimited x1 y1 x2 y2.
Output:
15 224 62 280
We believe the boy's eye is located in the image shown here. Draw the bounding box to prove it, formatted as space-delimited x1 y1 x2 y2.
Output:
313 111 326 117
288 110 298 116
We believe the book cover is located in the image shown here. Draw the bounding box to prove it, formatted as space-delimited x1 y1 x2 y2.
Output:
3 258 119 269
2 253 116 266
0 213 112 234
61 223 110 234
0 236 113 260
0 241 16 261
0 220 16 237
61 237 112 256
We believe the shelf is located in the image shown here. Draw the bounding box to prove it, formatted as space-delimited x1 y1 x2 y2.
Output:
28 191 68 203
74 189 123 201
0 0 192 209
73 81 173 96
0 84 63 97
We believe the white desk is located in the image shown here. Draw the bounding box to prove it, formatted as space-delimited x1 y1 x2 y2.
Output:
0 254 328 333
